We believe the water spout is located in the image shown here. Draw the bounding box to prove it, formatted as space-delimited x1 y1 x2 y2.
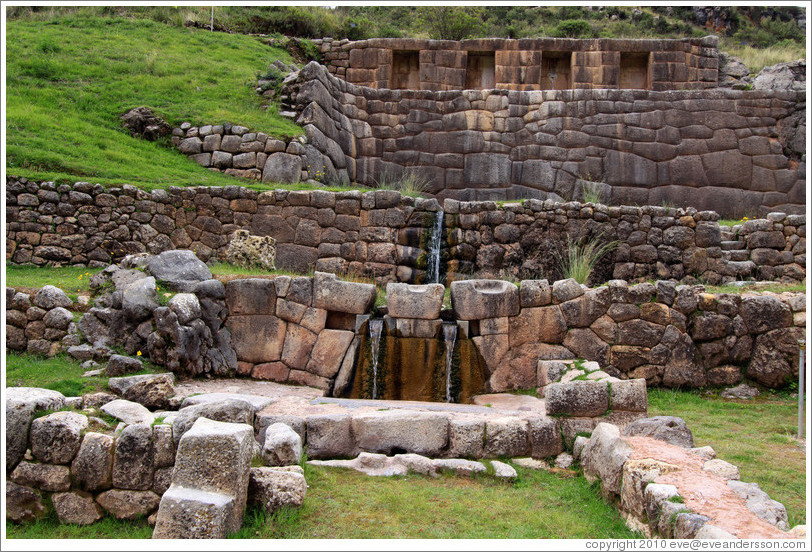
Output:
369 319 384 400
443 323 457 402
426 209 444 284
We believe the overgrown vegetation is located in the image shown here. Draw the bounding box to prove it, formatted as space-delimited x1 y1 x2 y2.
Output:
648 388 806 527
374 168 431 198
6 265 103 302
557 235 619 285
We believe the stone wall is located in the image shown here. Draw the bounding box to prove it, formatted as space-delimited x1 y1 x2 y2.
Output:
448 278 805 392
313 37 720 91
6 178 805 286
282 62 805 215
442 199 806 285
5 286 81 358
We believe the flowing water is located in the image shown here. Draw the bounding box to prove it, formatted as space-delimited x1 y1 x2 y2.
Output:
368 319 384 400
426 209 444 283
443 323 457 402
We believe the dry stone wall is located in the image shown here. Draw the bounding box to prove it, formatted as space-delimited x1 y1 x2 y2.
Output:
6 178 805 286
283 61 805 216
5 286 81 358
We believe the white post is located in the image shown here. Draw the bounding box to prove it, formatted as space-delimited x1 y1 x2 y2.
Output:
210 6 214 32
799 339 806 440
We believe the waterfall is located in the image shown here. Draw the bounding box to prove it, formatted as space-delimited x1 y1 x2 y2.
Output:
426 209 444 284
369 319 384 400
443 323 458 403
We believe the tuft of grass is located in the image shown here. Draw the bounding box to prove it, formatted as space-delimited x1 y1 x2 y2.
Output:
721 41 806 74
648 388 806 527
374 168 431 197
579 181 606 205
557 235 619 285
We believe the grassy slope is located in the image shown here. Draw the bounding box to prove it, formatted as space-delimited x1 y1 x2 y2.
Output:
5 15 301 188
648 389 807 527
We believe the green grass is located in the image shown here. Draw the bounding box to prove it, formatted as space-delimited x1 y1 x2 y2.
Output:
703 282 806 295
5 264 103 302
231 465 639 539
648 388 807 527
6 15 302 189
6 511 153 539
6 352 157 396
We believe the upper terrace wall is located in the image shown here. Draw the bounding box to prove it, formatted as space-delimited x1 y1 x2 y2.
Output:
284 63 805 217
314 37 720 91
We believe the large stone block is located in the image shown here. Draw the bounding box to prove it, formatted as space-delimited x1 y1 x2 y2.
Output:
305 413 355 459
450 279 520 320
6 482 49 523
30 411 88 465
483 417 530 457
248 467 307 513
11 461 71 492
226 315 286 364
263 152 302 184
313 271 376 314
168 417 254 535
545 381 610 417
622 416 694 448
305 329 354 379
447 417 485 458
96 489 161 520
509 305 567 347
172 399 256 444
101 399 155 425
225 278 277 316
352 410 448 456
580 422 632 496
386 283 444 320
152 486 234 539
528 417 563 459
146 250 212 292
52 491 104 526
113 423 154 490
609 379 648 412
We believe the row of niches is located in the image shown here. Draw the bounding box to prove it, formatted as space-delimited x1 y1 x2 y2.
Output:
390 49 651 91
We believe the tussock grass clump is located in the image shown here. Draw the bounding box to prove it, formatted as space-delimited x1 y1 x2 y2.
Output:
557 235 619 285
374 169 431 197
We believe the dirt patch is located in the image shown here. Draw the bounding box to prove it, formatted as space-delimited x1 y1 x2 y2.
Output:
626 436 791 539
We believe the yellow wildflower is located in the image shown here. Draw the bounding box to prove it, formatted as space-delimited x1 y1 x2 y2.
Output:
137 351 142 356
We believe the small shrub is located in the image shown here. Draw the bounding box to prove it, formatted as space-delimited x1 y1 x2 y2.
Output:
375 169 431 197
298 38 321 63
553 19 595 38
557 235 619 285
579 181 606 204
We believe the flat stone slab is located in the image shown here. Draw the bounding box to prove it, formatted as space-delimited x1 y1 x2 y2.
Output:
101 399 155 425
311 396 500 415
180 392 276 411
6 387 66 411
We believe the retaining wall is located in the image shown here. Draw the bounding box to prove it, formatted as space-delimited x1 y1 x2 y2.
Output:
282 61 805 215
6 178 805 286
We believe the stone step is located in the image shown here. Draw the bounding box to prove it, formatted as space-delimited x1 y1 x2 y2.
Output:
721 240 746 250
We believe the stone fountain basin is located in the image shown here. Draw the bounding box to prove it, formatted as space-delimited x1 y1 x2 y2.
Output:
386 282 444 319
450 279 521 320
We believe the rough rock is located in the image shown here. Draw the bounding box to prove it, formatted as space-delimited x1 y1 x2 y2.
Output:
262 422 303 466
581 423 632 495
490 460 518 478
726 480 789 530
71 432 114 492
30 411 88 464
248 467 307 513
720 383 760 400
113 423 155 491
450 279 520 320
32 285 73 310
433 458 487 476
313 271 376 314
97 489 161 520
703 459 740 480
146 250 213 291
102 399 155 425
352 410 449 456
52 491 104 525
622 416 694 448
108 373 176 410
10 461 72 492
151 486 234 539
483 417 530 457
106 354 145 377
172 398 256 444
545 381 610 417
122 277 159 322
304 413 354 459
5 482 49 523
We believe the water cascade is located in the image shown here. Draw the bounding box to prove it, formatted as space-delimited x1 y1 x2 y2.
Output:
369 319 384 400
426 209 444 284
443 323 457 403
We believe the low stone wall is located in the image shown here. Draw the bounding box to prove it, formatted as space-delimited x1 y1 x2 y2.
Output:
577 421 798 539
5 178 806 286
282 61 805 215
5 286 81 357
443 199 806 284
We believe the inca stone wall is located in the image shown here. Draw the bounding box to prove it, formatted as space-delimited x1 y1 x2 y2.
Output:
6 178 805 286
313 37 720 91
282 62 805 216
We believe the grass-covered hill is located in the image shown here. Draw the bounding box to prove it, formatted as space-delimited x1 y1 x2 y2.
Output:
4 6 806 189
5 14 301 188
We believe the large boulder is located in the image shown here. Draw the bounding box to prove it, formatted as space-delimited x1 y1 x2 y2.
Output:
32 285 72 310
450 279 520 320
386 283 444 320
29 411 88 464
545 381 610 417
151 487 235 539
112 423 155 491
262 423 302 466
752 60 806 91
121 106 172 141
106 354 144 377
746 327 803 388
10 461 71 492
622 416 694 448
248 466 307 513
483 417 530 457
146 250 212 292
6 387 66 472
304 413 355 459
